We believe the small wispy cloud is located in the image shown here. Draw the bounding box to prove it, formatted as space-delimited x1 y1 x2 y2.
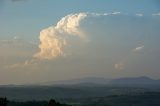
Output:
115 62 124 70
0 36 20 46
136 13 143 17
133 45 144 52
10 0 28 2
115 45 144 70
6 59 38 69
0 36 36 47
152 13 160 16
0 36 18 42
111 12 121 15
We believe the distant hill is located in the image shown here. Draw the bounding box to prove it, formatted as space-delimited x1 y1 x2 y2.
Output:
40 76 160 86
0 76 160 101
109 76 160 85
41 77 110 86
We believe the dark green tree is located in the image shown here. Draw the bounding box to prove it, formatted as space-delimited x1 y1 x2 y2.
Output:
0 97 8 106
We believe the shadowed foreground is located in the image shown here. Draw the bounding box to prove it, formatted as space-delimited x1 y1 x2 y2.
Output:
0 98 71 106
1 92 160 106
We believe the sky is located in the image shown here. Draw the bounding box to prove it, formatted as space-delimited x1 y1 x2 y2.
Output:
0 0 160 84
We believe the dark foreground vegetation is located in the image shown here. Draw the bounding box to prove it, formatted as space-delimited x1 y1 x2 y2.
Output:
0 98 71 106
1 92 160 106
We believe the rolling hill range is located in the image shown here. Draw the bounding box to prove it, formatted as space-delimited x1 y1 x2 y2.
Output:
0 76 160 101
39 76 160 86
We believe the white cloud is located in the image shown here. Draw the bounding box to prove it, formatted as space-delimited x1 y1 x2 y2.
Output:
0 36 37 47
111 12 121 15
115 45 144 70
13 36 18 40
4 12 126 70
34 13 87 60
152 13 160 16
89 12 121 16
136 13 143 17
55 13 87 38
10 0 28 2
0 36 18 43
34 12 123 60
133 46 144 52
6 59 38 69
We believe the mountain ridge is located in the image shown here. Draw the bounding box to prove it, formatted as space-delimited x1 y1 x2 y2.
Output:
39 76 160 86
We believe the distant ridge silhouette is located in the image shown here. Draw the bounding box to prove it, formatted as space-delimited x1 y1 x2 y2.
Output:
39 76 160 86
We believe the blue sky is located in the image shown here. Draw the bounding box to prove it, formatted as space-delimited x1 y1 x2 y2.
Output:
0 0 160 84
0 0 159 39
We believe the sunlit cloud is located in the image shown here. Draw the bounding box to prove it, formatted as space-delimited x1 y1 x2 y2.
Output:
34 13 87 60
115 63 124 70
34 12 123 60
90 12 121 16
5 12 126 69
133 46 144 52
115 45 144 70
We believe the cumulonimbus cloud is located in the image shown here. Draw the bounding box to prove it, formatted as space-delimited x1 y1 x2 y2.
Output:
34 13 87 60
5 12 122 69
34 12 121 60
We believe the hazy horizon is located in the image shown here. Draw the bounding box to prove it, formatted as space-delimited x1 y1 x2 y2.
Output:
0 0 160 85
